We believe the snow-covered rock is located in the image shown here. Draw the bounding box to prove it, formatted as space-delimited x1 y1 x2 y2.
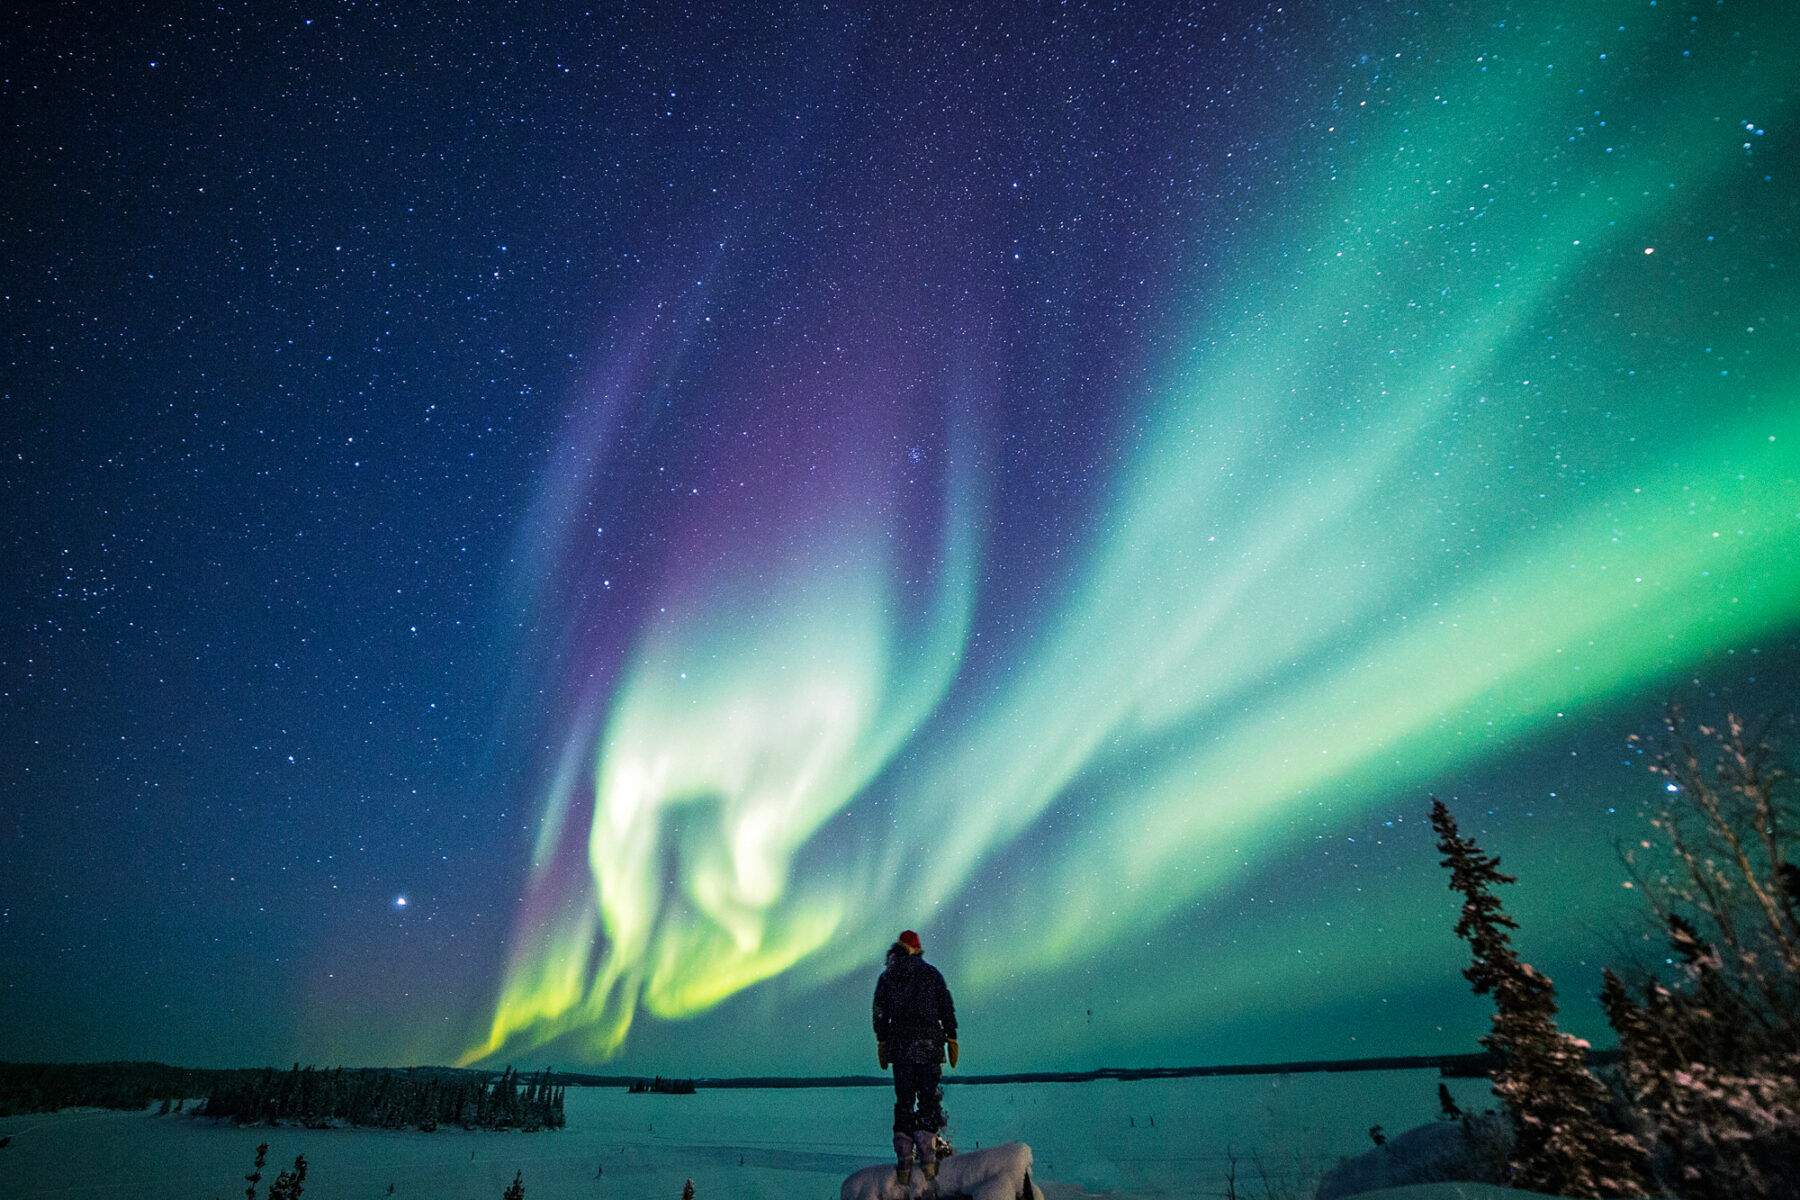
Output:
840 1141 1043 1200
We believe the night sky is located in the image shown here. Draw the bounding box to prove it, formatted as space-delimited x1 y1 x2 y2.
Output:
3 1 1796 1077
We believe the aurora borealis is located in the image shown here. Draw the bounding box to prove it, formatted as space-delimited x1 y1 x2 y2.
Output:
4 0 1797 1075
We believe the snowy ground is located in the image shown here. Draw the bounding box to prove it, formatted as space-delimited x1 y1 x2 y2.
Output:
0 1069 1497 1199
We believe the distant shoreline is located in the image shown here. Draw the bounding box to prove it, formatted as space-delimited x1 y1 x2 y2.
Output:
4 1049 1623 1100
565 1049 1603 1089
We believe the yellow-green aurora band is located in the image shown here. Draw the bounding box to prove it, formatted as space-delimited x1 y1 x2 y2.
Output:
473 0 1798 1064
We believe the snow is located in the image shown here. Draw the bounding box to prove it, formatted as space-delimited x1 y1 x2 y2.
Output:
1323 1188 1568 1200
1315 1112 1508 1200
840 1142 1043 1200
0 1069 1498 1200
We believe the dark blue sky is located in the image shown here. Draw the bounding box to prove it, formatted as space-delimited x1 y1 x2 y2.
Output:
4 1 1796 1074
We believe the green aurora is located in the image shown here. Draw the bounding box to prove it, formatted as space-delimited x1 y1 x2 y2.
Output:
475 0 1799 1071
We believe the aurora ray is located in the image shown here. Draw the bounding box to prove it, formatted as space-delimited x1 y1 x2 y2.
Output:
477 0 1799 1068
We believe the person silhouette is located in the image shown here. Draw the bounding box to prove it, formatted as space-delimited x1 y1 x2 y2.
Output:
872 929 959 1184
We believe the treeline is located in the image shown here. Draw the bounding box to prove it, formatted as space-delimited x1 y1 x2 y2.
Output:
202 1064 565 1131
0 1061 567 1132
627 1076 696 1094
0 1061 219 1116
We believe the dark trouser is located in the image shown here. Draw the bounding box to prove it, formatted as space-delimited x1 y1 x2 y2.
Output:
891 1060 945 1137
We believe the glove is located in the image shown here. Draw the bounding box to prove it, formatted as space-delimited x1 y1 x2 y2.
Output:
878 1043 889 1070
947 1040 959 1069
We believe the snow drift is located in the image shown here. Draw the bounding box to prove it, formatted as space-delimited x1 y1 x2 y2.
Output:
1315 1114 1510 1199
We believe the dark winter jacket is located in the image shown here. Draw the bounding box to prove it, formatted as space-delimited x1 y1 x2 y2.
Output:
873 948 958 1065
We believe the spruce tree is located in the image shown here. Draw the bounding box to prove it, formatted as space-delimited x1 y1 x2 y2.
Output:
1604 710 1800 1199
244 1143 268 1200
1431 797 1646 1197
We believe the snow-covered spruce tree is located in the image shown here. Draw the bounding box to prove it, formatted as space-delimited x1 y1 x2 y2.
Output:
1429 797 1647 1198
1603 710 1800 1199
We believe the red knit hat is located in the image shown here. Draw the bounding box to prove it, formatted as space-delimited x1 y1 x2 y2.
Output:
898 930 922 953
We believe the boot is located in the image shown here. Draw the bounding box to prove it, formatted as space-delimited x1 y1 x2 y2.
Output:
894 1132 915 1186
914 1129 938 1180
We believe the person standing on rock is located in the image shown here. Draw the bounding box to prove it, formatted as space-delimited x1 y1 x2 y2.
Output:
873 929 959 1184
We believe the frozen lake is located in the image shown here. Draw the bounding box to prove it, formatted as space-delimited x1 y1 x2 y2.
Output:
0 1069 1495 1199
